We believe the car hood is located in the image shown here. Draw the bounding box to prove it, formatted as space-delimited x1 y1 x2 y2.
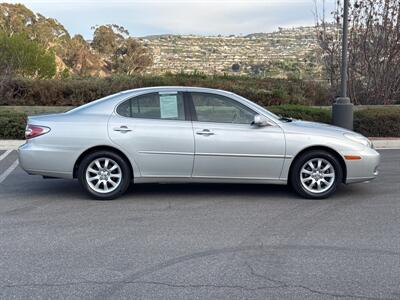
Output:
282 119 358 137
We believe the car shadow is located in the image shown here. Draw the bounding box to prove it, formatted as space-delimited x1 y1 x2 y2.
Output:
7 172 365 202
124 181 375 202
125 182 299 200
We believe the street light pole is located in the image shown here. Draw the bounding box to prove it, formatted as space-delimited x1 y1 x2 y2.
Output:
332 0 353 130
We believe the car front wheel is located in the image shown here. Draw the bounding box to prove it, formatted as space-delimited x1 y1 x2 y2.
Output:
78 151 131 200
290 150 343 199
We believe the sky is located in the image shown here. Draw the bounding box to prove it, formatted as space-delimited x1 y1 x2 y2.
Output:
4 0 335 38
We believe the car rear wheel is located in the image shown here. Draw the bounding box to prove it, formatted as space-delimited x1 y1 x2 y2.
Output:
290 150 343 199
78 151 131 200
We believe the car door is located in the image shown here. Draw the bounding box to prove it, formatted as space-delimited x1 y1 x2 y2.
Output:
108 91 194 178
190 92 286 180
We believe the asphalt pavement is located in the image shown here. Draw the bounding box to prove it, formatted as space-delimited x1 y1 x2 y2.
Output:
0 149 399 300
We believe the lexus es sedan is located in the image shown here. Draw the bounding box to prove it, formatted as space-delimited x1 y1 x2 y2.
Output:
18 87 380 200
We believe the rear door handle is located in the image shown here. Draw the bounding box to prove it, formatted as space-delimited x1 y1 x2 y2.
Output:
113 126 132 133
196 129 215 136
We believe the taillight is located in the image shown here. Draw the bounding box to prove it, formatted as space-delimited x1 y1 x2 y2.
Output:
25 125 51 139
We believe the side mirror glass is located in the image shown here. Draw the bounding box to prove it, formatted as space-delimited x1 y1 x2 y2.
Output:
252 115 272 127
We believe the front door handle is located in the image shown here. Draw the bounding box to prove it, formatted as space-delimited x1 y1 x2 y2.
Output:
196 129 215 136
113 126 132 133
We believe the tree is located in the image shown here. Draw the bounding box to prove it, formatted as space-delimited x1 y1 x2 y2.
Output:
33 14 70 45
91 24 128 55
112 37 153 74
0 3 36 35
348 0 400 104
92 25 152 74
314 0 342 90
0 32 56 79
63 34 105 76
0 3 70 44
0 4 153 77
317 0 400 105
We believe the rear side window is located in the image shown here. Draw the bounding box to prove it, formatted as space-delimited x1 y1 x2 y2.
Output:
117 92 185 120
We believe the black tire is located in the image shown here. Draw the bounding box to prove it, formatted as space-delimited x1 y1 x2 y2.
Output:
78 150 131 200
290 150 343 199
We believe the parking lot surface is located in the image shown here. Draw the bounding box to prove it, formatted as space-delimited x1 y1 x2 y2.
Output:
0 149 399 299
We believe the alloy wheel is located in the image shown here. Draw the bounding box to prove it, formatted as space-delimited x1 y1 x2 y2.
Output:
85 158 122 194
300 158 336 194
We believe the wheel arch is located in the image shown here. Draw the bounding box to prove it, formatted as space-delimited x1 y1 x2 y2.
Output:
288 146 347 184
73 145 134 179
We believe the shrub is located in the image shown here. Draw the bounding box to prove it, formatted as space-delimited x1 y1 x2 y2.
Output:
269 105 331 124
0 32 56 79
0 111 27 139
269 106 400 137
354 109 400 137
0 74 331 106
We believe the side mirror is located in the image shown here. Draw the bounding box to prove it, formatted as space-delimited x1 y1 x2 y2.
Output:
252 115 272 127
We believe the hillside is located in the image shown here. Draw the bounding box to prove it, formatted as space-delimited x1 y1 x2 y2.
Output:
0 3 331 79
142 26 335 79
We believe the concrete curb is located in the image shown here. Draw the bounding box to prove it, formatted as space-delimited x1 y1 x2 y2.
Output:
1 138 400 151
371 139 400 150
0 140 24 150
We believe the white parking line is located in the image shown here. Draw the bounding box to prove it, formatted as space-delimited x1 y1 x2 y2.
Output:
0 160 19 184
0 150 12 162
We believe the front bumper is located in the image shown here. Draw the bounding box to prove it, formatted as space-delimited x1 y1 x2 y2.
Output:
343 147 380 184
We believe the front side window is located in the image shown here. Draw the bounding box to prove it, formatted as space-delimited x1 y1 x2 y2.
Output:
191 93 256 124
117 92 185 120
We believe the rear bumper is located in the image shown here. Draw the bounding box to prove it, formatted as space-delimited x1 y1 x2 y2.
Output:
343 147 380 184
18 142 75 179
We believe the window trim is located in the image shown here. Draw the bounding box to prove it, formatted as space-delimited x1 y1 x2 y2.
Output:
183 92 193 121
115 91 189 121
188 92 258 125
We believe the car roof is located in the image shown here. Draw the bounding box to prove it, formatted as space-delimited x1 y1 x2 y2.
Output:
120 86 235 97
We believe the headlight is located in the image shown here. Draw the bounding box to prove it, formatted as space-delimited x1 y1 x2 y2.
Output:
344 133 373 148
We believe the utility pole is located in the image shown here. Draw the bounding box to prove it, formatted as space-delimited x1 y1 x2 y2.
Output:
332 0 353 130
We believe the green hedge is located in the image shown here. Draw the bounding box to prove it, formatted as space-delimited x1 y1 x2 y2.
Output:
0 106 399 139
0 74 330 107
354 109 400 137
0 111 27 139
269 106 400 137
269 105 332 124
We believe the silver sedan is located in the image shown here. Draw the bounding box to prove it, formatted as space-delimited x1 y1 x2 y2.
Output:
18 87 380 200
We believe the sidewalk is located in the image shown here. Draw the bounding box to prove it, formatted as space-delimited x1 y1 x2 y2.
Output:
1 138 400 150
